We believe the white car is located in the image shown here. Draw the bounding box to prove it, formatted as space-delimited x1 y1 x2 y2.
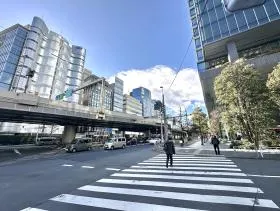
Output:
148 138 162 145
104 137 126 150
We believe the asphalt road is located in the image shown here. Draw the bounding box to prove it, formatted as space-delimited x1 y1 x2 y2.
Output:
0 142 280 211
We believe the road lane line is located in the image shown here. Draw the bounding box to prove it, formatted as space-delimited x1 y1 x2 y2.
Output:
134 165 241 171
97 178 263 193
248 174 280 178
81 166 95 169
106 168 121 171
20 208 48 211
123 169 247 176
148 159 234 163
62 164 73 167
50 194 207 211
78 185 278 209
140 162 237 167
111 173 254 184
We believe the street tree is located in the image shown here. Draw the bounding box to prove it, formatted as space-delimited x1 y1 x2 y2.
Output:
214 59 275 149
209 109 220 136
267 63 280 107
191 107 208 136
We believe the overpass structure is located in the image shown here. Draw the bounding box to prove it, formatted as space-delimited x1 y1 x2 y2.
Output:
0 91 165 143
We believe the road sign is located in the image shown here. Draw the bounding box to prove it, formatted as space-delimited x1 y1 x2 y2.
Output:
65 88 73 98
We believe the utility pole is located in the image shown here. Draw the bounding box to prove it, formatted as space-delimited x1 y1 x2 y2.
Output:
160 86 168 142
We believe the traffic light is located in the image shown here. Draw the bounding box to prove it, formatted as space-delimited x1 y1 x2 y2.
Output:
223 0 266 12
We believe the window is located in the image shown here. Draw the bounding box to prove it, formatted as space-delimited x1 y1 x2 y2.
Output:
213 0 222 6
227 15 238 33
235 11 248 31
264 0 280 20
215 5 225 20
4 63 16 74
0 71 13 84
197 49 204 61
211 21 221 39
219 18 229 36
209 9 217 23
207 0 214 10
204 24 213 42
254 5 269 24
197 62 206 72
195 38 201 48
202 12 210 26
193 27 199 37
192 17 197 26
189 0 194 7
244 9 258 27
190 8 196 16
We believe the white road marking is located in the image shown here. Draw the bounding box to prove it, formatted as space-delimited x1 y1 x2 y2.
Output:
248 174 280 178
81 166 95 169
156 155 226 159
140 162 237 167
106 168 121 171
111 173 254 184
20 208 48 211
50 194 207 211
62 164 73 167
146 158 234 164
154 157 232 161
133 165 241 171
79 185 279 209
97 178 263 193
123 168 247 176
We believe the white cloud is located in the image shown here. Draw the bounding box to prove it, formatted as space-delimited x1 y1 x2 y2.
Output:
109 65 205 114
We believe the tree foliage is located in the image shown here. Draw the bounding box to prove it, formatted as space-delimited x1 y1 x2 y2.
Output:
267 63 280 107
214 59 275 149
209 109 220 135
191 107 208 135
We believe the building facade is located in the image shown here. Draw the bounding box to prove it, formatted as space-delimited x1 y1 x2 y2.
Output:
0 16 86 103
0 24 28 90
123 94 142 116
111 77 124 112
151 99 162 118
131 87 152 117
188 0 280 114
82 74 113 111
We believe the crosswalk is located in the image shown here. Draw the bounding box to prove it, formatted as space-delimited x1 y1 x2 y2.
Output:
21 153 279 211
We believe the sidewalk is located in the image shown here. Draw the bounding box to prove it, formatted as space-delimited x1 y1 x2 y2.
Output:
176 140 280 160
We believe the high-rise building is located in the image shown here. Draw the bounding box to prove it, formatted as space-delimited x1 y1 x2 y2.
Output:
123 94 142 116
82 74 113 111
151 99 162 118
188 0 280 114
0 16 86 103
131 87 152 117
111 77 124 112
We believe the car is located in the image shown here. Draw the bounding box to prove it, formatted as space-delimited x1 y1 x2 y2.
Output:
126 137 137 145
148 138 162 145
66 138 92 153
104 137 126 150
36 137 60 146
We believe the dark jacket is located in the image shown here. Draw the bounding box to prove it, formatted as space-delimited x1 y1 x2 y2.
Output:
211 137 220 145
164 141 175 155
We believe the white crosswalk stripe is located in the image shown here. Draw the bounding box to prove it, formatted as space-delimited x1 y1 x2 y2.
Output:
21 153 279 210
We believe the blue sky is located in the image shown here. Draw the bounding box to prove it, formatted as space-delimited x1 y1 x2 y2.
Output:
0 0 206 114
0 0 196 77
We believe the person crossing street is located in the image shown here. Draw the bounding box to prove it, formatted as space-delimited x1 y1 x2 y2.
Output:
163 139 176 168
211 135 220 155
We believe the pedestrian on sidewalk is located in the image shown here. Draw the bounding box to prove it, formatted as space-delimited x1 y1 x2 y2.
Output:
211 135 220 155
163 139 175 168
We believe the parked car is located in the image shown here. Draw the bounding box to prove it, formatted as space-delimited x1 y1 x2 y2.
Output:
36 137 60 146
104 137 126 150
126 137 137 145
66 138 92 153
148 138 162 145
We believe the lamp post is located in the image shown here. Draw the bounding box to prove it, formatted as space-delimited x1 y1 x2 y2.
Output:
160 86 168 142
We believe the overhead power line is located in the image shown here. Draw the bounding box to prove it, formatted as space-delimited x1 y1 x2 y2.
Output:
168 0 210 91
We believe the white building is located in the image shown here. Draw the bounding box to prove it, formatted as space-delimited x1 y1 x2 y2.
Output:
123 94 142 116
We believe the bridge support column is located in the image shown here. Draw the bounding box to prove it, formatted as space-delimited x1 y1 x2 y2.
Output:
62 125 77 144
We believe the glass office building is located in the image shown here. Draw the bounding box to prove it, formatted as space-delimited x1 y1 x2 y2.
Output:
131 87 152 117
0 24 28 90
189 0 280 113
111 77 124 112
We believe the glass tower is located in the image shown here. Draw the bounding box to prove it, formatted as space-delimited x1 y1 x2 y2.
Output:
0 24 28 90
112 77 124 112
131 87 152 117
188 0 280 113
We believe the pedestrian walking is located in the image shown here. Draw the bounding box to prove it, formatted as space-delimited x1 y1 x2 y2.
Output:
163 139 175 168
211 135 220 155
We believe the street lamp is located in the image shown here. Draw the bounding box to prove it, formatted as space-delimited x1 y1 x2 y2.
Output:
160 86 168 142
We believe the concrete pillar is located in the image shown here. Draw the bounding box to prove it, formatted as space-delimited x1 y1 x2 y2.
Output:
227 42 239 63
62 125 77 144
